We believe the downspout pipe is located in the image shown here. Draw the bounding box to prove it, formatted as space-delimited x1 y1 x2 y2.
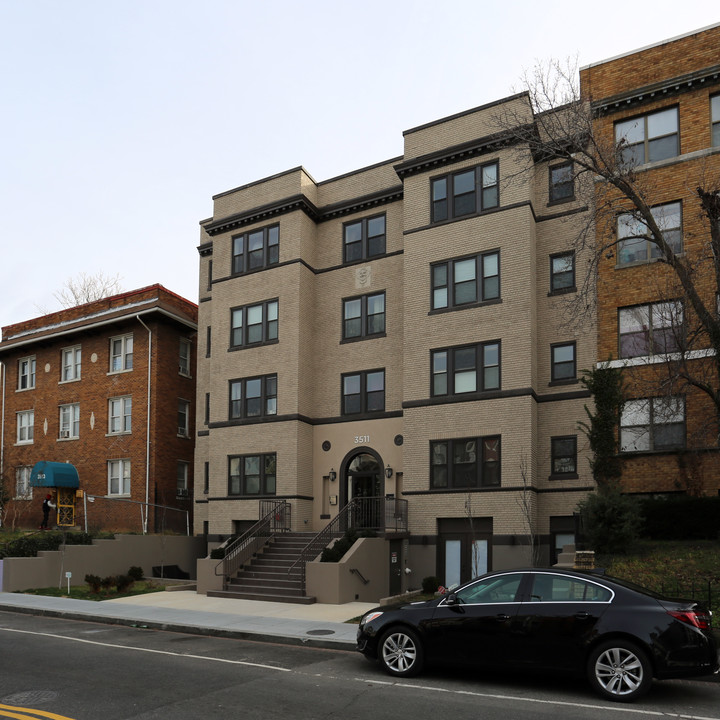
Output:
136 315 152 534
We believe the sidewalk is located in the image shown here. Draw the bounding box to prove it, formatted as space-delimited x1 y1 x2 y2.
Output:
0 590 376 650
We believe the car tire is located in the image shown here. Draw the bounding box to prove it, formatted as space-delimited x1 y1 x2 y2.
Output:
587 640 652 702
377 626 424 678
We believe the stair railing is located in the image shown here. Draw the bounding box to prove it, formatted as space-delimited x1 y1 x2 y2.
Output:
215 500 291 582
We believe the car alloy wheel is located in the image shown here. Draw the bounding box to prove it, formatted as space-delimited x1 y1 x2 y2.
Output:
379 627 424 677
588 641 652 702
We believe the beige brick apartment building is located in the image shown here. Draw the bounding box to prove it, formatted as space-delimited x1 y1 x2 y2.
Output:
195 91 596 588
0 286 198 534
580 24 720 496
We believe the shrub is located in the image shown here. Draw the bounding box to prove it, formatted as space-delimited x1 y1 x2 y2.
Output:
209 547 225 559
641 495 720 540
577 483 643 554
320 529 358 562
422 576 441 594
127 566 144 581
85 574 102 593
115 574 135 593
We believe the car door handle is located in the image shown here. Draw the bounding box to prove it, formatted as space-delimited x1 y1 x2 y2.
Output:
574 611 591 620
495 614 510 622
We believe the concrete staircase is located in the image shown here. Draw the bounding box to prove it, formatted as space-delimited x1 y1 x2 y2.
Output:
208 531 317 604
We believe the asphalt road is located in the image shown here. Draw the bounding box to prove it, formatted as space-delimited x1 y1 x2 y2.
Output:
1 611 718 720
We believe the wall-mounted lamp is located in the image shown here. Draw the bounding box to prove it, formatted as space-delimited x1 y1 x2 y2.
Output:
385 465 393 479
329 469 336 482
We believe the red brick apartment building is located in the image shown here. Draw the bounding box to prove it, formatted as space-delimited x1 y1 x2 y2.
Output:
0 285 198 533
580 23 720 496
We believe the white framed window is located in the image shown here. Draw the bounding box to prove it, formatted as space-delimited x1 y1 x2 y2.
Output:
108 459 131 495
617 202 682 265
110 334 133 372
17 410 34 444
178 399 190 436
18 356 36 390
59 403 80 439
615 107 679 166
15 466 33 500
177 461 189 496
179 338 191 376
109 396 132 434
61 345 82 382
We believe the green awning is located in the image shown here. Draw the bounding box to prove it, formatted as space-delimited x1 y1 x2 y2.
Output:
30 461 80 489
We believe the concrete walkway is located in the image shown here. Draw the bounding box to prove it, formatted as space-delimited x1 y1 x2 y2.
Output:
0 590 377 650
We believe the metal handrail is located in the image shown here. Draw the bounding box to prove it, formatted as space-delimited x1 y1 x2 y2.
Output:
215 499 291 580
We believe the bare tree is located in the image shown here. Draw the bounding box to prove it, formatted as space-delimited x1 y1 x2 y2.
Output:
494 59 720 433
53 271 123 309
517 455 541 567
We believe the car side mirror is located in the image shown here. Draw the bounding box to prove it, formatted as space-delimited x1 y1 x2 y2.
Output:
445 592 458 606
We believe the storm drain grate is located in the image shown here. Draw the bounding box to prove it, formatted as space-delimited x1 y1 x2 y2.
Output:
305 629 335 636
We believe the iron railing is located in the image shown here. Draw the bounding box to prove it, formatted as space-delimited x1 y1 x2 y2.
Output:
215 499 291 581
288 496 408 595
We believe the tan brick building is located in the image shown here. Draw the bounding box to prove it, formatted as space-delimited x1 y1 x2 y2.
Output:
0 285 198 533
580 24 720 496
195 92 596 588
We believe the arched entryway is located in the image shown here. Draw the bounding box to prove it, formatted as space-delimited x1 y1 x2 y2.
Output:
340 448 385 527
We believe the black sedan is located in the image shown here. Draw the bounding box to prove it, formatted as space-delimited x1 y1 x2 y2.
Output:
357 568 719 702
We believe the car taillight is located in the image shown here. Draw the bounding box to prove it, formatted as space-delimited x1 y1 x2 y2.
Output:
668 610 711 630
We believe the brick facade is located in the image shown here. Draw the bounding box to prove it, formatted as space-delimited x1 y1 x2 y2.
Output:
0 285 197 533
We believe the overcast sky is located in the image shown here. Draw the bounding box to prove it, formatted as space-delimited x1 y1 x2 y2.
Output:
1 1 717 334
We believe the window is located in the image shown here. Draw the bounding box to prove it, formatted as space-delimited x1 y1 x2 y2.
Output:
620 396 685 452
203 461 209 494
108 459 131 495
615 107 679 166
455 573 523 604
206 326 212 357
110 334 133 372
15 466 32 500
342 370 385 415
431 251 499 310
343 214 386 263
179 338 191 376
431 162 499 222
109 396 132 434
343 292 385 340
432 342 500 396
551 343 576 382
232 224 279 274
16 410 33 444
430 436 501 489
61 346 81 382
617 202 682 265
178 400 190 436
550 252 575 293
619 301 683 358
711 95 720 147
529 574 612 603
229 375 277 419
18 357 35 390
228 453 276 496
177 461 189 496
59 403 80 439
230 300 278 348
549 162 574 202
551 436 577 477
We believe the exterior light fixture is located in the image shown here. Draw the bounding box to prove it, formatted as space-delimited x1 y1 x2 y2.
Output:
329 469 336 482
385 465 393 478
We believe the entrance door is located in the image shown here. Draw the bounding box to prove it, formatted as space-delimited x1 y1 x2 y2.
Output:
345 452 383 528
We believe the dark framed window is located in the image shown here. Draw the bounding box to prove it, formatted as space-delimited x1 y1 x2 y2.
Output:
550 252 575 293
203 461 209 494
615 107 679 166
343 214 386 263
178 399 190 436
551 342 576 382
342 292 385 340
230 299 278 348
232 224 279 274
342 369 385 415
431 251 499 310
431 161 499 223
551 436 577 476
712 95 720 147
430 436 501 489
618 301 683 358
620 397 685 452
617 201 682 265
228 453 276 496
432 341 500 396
549 162 574 202
229 374 277 419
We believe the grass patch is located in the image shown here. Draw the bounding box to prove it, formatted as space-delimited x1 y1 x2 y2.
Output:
18 581 166 602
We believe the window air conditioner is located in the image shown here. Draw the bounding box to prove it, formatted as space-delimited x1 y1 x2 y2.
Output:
60 430 70 438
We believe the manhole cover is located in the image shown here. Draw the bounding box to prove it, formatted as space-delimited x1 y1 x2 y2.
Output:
2 690 59 705
306 629 335 636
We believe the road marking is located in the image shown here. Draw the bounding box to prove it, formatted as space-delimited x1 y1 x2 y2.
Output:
0 627 290 672
0 704 76 720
